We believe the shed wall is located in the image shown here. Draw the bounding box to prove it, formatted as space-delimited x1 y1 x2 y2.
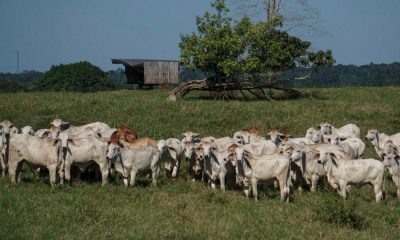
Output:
144 61 179 84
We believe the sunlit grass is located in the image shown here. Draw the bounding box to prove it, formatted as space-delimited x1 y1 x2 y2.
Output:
1 87 400 239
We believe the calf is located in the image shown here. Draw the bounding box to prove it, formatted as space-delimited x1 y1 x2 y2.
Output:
62 136 110 185
200 141 236 191
233 146 291 202
319 122 360 139
290 146 326 192
365 129 400 158
382 147 400 199
157 138 182 178
106 143 160 187
318 151 385 203
8 133 65 188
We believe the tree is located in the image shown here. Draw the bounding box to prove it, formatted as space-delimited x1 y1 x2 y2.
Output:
34 61 115 92
171 0 333 100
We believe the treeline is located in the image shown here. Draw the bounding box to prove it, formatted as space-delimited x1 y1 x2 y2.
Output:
1 62 400 93
282 62 400 88
0 62 117 92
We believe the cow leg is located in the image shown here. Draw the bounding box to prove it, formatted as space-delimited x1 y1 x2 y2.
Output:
0 155 6 177
64 161 72 185
152 167 159 187
123 177 129 187
311 175 319 192
99 162 109 186
130 169 138 187
243 180 250 199
8 160 19 184
211 177 216 189
48 165 57 189
172 166 178 178
339 182 347 199
251 178 258 202
219 173 226 192
373 183 383 203
16 162 23 183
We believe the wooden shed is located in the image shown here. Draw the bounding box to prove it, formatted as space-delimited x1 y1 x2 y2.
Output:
111 59 180 86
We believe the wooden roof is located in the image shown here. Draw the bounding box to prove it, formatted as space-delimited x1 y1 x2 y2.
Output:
111 59 180 67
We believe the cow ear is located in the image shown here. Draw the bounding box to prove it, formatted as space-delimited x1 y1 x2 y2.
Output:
53 139 60 146
313 153 320 160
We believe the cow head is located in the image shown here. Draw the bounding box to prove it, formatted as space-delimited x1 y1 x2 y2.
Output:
183 141 195 159
267 129 287 145
182 131 200 143
21 126 35 136
365 129 378 142
166 138 182 156
306 128 322 143
324 133 340 145
317 151 337 168
319 122 333 135
289 147 303 163
226 144 238 166
49 126 60 140
50 119 70 131
157 139 167 152
106 142 121 161
0 120 14 137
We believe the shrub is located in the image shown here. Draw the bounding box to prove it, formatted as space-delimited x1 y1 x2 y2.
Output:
34 61 115 92
313 194 364 230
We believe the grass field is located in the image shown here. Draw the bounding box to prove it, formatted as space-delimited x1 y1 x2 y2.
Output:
1 87 400 239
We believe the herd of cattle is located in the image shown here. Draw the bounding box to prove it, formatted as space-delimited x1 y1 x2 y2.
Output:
0 119 400 203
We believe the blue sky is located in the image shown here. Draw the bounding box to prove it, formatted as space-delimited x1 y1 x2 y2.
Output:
0 0 399 73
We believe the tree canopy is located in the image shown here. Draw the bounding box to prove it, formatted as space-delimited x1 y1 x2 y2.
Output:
179 0 334 81
34 61 115 92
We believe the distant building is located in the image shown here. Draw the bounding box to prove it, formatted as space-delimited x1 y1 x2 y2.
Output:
111 59 180 88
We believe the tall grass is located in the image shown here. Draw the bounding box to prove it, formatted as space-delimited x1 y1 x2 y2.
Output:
1 88 400 239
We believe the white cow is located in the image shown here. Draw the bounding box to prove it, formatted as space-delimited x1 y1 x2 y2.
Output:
106 143 161 187
289 146 326 192
241 138 277 156
181 131 201 159
62 136 110 185
324 134 365 159
318 151 385 203
200 141 236 191
8 133 66 188
365 129 400 158
382 149 400 199
158 138 182 178
50 119 111 136
233 128 261 145
319 122 360 139
233 146 291 202
268 129 314 146
0 120 18 176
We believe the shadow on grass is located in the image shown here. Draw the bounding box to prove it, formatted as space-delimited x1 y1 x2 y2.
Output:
182 89 329 102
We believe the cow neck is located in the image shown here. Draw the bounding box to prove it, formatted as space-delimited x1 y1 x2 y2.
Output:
209 150 220 166
116 147 128 176
325 156 339 183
